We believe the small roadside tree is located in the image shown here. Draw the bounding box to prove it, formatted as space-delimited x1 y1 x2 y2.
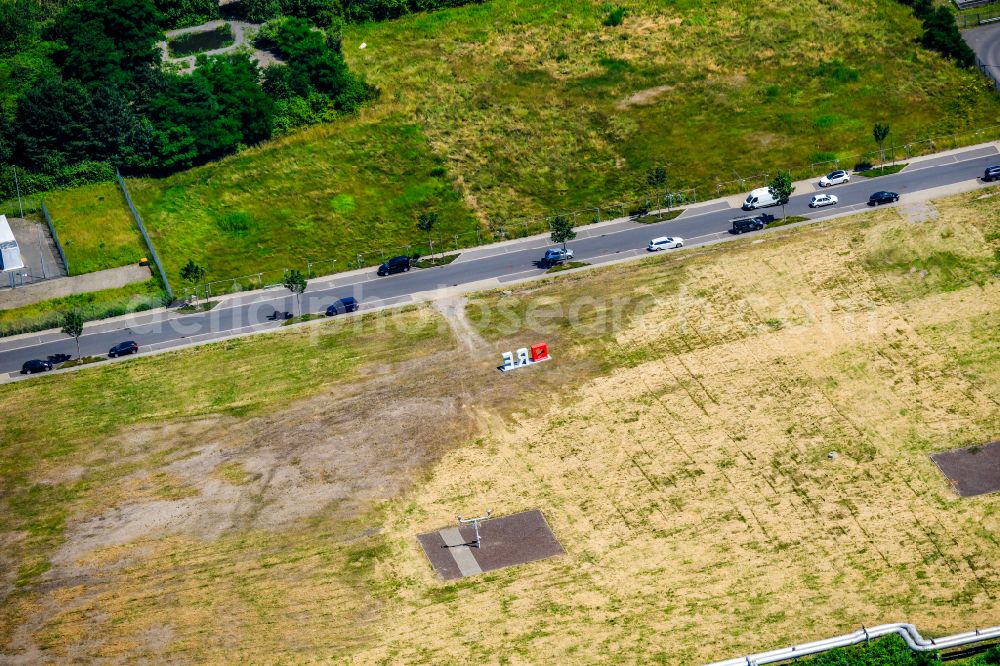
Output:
646 166 670 210
61 310 84 358
767 171 794 220
873 122 890 165
416 211 438 258
549 215 576 251
283 269 307 316
180 259 206 302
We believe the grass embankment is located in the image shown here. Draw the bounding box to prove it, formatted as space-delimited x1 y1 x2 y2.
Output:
75 0 998 285
344 0 998 216
1 190 998 661
44 182 146 275
128 119 479 287
0 279 166 337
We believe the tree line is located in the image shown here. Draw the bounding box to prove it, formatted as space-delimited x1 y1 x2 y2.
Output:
241 0 485 25
0 0 378 199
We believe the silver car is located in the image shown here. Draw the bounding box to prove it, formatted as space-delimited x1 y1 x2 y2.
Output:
809 193 838 208
819 170 850 187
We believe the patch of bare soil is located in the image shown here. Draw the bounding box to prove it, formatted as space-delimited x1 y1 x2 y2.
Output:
51 356 474 569
899 200 939 224
434 296 486 351
615 84 674 109
5 336 580 660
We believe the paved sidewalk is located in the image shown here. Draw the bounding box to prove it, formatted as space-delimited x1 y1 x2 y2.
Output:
0 264 152 310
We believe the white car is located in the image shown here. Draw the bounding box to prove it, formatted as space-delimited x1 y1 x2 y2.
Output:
819 170 850 187
647 236 684 251
809 193 838 208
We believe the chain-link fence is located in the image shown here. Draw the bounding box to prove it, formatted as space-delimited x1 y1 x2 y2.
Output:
179 268 290 302
956 4 1000 28
977 55 1000 90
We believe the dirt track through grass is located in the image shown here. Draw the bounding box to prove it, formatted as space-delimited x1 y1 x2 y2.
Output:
0 191 998 662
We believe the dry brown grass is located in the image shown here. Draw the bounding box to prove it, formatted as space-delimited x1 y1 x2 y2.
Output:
2 191 998 662
358 192 1000 663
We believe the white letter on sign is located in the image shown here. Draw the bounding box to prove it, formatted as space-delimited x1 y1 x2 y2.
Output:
516 348 530 366
501 351 514 369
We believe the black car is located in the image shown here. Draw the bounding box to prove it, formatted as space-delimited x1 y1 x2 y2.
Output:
730 213 774 234
983 165 1000 182
377 256 410 277
21 359 53 374
868 191 899 206
109 340 139 357
326 297 359 316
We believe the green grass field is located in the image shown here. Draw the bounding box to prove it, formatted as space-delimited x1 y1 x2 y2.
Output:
128 118 479 286
107 0 1000 285
43 182 146 276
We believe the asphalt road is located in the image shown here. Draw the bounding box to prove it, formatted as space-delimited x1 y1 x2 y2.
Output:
2 146 998 377
963 22 1000 84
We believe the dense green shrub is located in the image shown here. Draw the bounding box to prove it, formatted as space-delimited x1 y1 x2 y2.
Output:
259 17 377 122
603 7 625 27
0 161 115 199
895 0 975 67
0 0 44 55
921 6 975 67
295 0 488 25
51 0 164 87
243 0 282 22
153 0 219 29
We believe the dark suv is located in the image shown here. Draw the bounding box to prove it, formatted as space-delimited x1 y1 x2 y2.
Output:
109 341 139 357
377 256 410 277
730 213 774 234
983 165 1000 182
326 297 359 316
21 359 53 374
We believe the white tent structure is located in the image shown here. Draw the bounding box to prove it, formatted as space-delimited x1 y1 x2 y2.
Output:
0 214 24 272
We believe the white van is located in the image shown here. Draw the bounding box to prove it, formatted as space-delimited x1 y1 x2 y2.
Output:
742 187 787 211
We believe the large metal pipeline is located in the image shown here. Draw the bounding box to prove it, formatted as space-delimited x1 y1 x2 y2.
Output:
706 622 1000 665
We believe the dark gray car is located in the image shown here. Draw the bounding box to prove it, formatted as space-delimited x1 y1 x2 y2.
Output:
21 359 53 374
377 256 410 276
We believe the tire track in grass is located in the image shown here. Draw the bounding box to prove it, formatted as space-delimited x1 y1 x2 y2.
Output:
726 273 897 569
609 328 775 541
803 258 997 596
842 261 1000 599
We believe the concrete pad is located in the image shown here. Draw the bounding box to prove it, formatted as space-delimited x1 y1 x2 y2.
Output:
417 509 564 581
932 441 1000 497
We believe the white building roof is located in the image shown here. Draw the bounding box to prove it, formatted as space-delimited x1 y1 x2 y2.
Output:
0 214 24 272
